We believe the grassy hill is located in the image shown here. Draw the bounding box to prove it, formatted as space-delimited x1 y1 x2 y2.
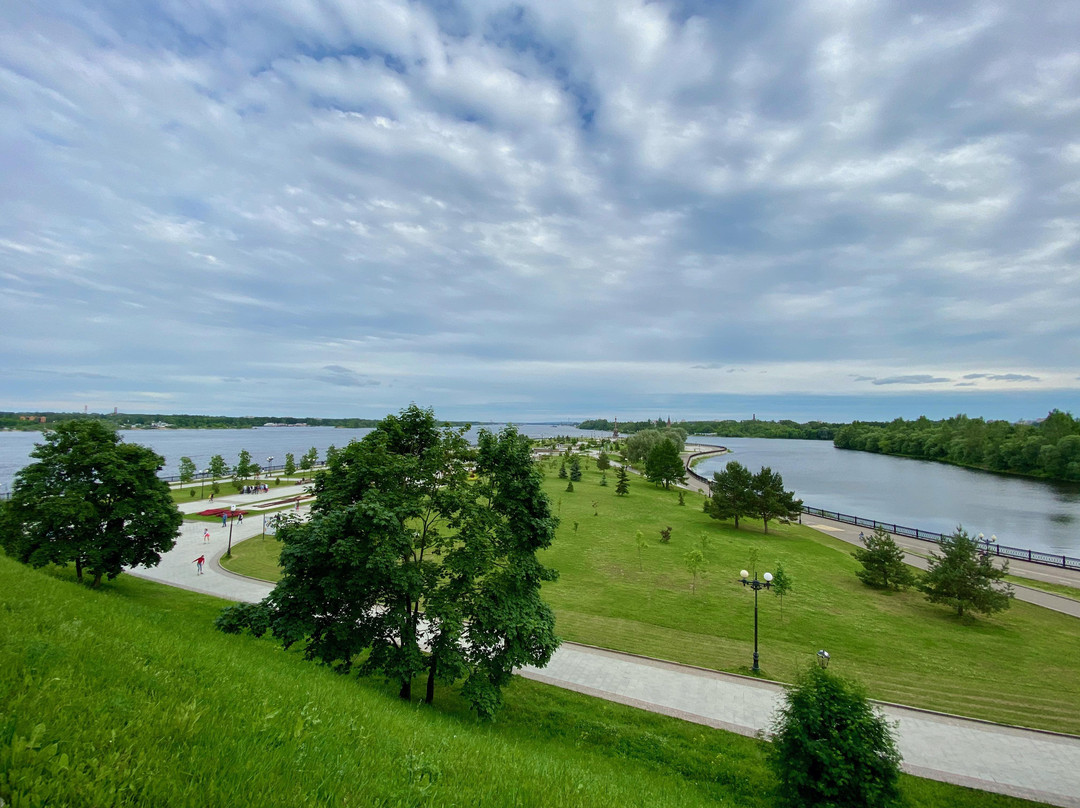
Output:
0 557 1049 807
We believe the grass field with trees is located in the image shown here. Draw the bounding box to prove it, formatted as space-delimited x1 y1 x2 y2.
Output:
224 459 1080 735
0 556 1054 808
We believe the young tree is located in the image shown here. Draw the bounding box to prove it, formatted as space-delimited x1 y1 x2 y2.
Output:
644 440 686 489
0 420 182 587
569 455 582 482
635 530 647 570
558 461 568 479
705 461 754 529
565 479 574 492
684 548 706 593
615 465 630 496
919 526 1014 617
178 456 197 489
325 444 339 464
769 666 902 808
283 452 297 476
853 527 916 590
771 563 793 620
659 526 672 543
596 450 611 471
208 454 229 485
599 471 608 487
300 446 318 471
234 449 253 480
750 466 802 534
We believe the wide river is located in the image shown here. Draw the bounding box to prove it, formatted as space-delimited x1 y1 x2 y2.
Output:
692 437 1080 556
2 428 1078 556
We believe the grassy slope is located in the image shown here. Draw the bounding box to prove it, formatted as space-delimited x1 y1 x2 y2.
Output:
0 558 1048 808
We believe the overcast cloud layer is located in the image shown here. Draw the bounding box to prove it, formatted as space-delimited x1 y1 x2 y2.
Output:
2 0 1079 422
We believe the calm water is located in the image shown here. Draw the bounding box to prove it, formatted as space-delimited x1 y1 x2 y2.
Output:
4 429 1078 555
0 424 604 490
692 438 1080 556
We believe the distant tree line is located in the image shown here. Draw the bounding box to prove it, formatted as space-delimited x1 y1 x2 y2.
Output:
0 411 433 431
577 418 840 440
833 410 1080 482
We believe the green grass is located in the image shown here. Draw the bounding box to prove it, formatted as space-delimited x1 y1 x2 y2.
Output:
223 462 1080 734
0 558 1051 808
1007 575 1080 602
535 462 1080 735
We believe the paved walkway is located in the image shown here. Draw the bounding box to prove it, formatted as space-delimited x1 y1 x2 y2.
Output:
128 514 1080 808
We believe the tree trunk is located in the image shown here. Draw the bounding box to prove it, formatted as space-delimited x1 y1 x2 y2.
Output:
425 655 437 704
399 678 412 700
92 571 103 588
75 557 83 582
734 515 740 529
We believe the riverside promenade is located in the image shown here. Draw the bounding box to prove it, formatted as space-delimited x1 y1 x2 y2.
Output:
129 481 1080 808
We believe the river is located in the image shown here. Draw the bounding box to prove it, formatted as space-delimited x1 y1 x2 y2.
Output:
3 428 1078 556
692 437 1080 556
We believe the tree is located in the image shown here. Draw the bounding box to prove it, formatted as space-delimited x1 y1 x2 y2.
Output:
234 449 253 480
750 466 802 534
599 471 608 487
565 479 574 492
299 446 318 471
705 461 754 529
772 563 793 619
684 549 706 593
615 465 630 496
178 456 196 489
216 408 559 717
769 666 902 808
0 420 182 587
208 454 228 485
557 461 567 479
569 455 582 482
919 526 1014 617
624 428 688 463
644 440 686 489
596 451 611 471
635 530 647 569
283 452 296 476
853 527 916 590
325 444 339 465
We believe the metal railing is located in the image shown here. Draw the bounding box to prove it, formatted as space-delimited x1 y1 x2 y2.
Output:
687 453 1080 572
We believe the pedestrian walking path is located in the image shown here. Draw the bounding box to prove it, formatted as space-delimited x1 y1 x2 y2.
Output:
129 520 1080 807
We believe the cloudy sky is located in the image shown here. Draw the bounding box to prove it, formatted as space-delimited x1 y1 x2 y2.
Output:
2 0 1079 423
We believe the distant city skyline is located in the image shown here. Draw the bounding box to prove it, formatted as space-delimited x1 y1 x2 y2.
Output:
3 2 1079 422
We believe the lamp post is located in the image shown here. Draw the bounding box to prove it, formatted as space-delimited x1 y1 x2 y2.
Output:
739 569 773 672
200 468 209 499
225 505 236 558
267 457 274 483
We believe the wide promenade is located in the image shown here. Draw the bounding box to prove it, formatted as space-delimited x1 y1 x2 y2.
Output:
129 483 1080 808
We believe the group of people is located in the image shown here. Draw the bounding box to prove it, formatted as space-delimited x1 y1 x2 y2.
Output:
241 484 269 495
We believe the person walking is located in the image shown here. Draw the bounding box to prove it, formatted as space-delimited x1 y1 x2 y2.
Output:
203 528 210 543
193 555 205 575
237 512 243 524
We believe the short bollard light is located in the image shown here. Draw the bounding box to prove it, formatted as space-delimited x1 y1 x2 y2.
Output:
739 569 773 672
817 649 830 669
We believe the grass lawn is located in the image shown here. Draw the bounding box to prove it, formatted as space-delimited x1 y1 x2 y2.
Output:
220 460 1080 735
0 557 1052 808
1007 575 1080 602
220 531 284 581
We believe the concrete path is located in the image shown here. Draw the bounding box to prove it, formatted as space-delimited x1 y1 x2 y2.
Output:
128 519 1080 808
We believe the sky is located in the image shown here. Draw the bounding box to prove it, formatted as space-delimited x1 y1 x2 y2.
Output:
2 0 1079 424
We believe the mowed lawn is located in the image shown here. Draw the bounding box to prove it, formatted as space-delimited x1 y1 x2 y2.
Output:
536 461 1080 735
221 459 1080 735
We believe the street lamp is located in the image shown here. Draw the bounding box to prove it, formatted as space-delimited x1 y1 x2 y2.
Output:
739 569 773 673
267 457 274 482
817 649 830 669
226 505 237 558
200 468 209 499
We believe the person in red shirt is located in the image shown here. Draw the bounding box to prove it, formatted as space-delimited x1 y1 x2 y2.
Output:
193 555 205 575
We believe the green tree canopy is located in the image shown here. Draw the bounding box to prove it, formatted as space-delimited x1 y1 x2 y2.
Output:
208 454 228 481
769 666 902 808
0 420 182 587
569 455 582 482
283 452 296 476
178 456 197 488
623 428 687 463
615 465 630 496
750 466 802 534
644 440 686 489
853 527 916 590
918 526 1014 617
233 449 253 480
704 460 755 529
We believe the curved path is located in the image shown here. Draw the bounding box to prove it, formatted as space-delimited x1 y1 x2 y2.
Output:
130 503 1080 808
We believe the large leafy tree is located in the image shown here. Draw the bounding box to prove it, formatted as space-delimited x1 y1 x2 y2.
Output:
769 666 902 808
208 454 229 483
644 440 686 489
217 407 559 717
704 460 755 529
853 526 916 590
919 526 1013 617
750 466 802 534
0 420 182 587
624 427 687 464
